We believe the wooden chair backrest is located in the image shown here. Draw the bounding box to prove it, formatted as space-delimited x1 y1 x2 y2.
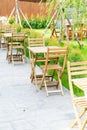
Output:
28 37 44 47
67 61 87 98
45 47 68 73
11 33 27 46
10 33 27 53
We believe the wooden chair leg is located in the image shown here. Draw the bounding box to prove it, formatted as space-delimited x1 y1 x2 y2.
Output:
44 79 49 96
58 71 64 95
30 60 38 91
70 109 86 128
72 104 82 129
30 59 35 82
33 71 38 91
40 71 46 90
80 117 87 130
23 55 25 64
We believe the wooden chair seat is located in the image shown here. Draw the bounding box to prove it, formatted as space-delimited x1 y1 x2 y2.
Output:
35 58 47 62
41 64 62 70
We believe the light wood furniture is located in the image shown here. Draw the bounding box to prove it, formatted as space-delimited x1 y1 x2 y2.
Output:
28 37 47 91
28 46 57 91
40 47 68 96
67 61 87 130
0 24 13 49
74 23 83 40
66 24 74 40
28 37 45 47
50 23 60 38
3 33 12 59
7 33 27 64
0 27 6 49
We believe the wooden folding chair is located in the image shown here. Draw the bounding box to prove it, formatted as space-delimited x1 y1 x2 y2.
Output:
28 37 47 91
8 33 27 64
67 61 87 130
65 24 74 40
40 47 68 96
74 23 83 40
50 23 60 38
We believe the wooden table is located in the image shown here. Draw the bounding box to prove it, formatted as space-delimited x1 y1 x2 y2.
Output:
71 78 87 129
3 33 12 38
5 33 27 63
28 46 58 54
72 78 87 95
28 46 58 90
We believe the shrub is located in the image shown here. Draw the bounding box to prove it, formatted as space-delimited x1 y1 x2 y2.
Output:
17 26 21 32
29 15 36 29
9 17 15 24
29 15 50 29
9 15 50 29
21 20 28 28
68 47 83 62
11 23 21 32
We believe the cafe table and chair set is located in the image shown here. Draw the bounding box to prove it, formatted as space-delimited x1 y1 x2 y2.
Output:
1 24 87 129
28 37 87 129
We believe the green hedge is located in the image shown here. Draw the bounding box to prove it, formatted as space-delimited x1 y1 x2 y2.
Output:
9 15 50 29
21 16 50 29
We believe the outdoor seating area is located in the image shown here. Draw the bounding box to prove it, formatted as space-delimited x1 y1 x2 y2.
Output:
1 0 87 130
0 22 28 64
0 44 77 130
51 22 87 40
7 33 27 64
28 37 68 96
1 20 87 129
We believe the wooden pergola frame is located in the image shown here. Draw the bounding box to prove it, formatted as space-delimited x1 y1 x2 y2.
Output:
7 0 32 29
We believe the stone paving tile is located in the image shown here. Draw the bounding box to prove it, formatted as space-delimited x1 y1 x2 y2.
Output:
11 120 34 130
0 123 13 130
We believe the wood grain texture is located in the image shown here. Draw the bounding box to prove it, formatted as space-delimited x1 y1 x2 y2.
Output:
0 0 46 18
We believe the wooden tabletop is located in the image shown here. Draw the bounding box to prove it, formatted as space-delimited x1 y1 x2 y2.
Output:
72 78 87 93
3 33 12 37
28 46 58 54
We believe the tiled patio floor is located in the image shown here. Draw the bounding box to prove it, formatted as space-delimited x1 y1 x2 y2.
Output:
0 49 78 130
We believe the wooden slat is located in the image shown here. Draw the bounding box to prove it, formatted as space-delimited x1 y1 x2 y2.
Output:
71 70 87 76
48 90 61 93
28 38 44 47
70 61 87 66
70 66 87 71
